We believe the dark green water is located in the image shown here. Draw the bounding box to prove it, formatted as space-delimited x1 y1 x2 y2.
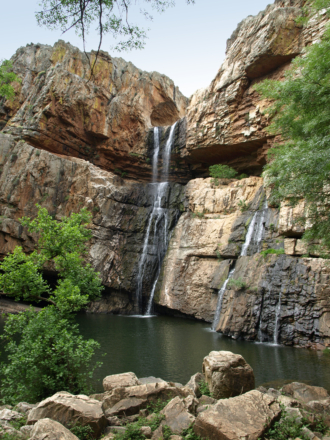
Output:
1 314 330 393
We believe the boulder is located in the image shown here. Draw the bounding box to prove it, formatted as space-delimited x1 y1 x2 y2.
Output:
202 351 255 399
0 409 23 422
15 402 37 414
159 397 195 434
139 377 167 385
282 383 330 404
27 392 107 436
185 373 205 398
30 418 78 440
103 372 141 392
102 383 192 417
194 390 281 440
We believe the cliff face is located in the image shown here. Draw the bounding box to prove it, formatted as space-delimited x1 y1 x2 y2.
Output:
179 0 328 177
0 133 184 313
0 41 190 183
0 0 329 348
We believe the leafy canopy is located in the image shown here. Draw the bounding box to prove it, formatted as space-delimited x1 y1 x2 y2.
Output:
0 206 103 404
0 60 21 100
254 0 330 253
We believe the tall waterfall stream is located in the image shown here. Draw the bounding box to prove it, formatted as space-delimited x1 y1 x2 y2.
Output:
135 123 177 315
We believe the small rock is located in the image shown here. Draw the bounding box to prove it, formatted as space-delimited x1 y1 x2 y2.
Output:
170 436 183 440
301 426 318 440
306 399 330 413
196 405 210 414
140 426 152 438
138 377 167 385
159 396 195 434
0 409 24 421
202 350 255 399
106 416 121 426
183 395 198 415
108 426 127 435
0 406 13 411
20 425 33 435
30 418 78 440
15 402 37 414
103 372 141 392
277 394 303 408
282 383 329 404
197 395 216 407
284 407 303 425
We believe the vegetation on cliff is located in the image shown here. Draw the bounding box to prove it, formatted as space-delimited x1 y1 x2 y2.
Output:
255 0 330 253
0 60 21 100
0 206 103 404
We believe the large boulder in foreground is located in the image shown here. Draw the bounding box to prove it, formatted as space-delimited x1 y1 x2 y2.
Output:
194 390 281 440
282 382 330 404
30 418 78 440
102 383 193 417
27 392 107 436
103 372 141 392
202 351 255 399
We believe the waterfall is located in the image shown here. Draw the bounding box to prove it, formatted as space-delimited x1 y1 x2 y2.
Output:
273 289 282 345
135 122 177 315
212 197 268 331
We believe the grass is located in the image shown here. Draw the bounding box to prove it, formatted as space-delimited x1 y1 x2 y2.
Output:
192 212 205 219
260 248 285 258
199 380 212 397
227 278 246 290
238 199 250 212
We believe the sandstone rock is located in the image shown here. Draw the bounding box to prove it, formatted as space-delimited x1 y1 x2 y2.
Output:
194 390 281 440
202 351 255 399
282 383 330 404
107 426 127 435
15 402 37 414
198 396 216 408
155 397 195 435
185 373 205 398
277 394 303 408
30 418 78 440
301 426 319 440
0 409 23 421
27 392 107 436
103 372 141 392
0 423 23 438
306 399 330 413
139 377 167 385
20 425 33 435
183 395 198 416
102 383 192 418
140 426 152 438
106 416 121 426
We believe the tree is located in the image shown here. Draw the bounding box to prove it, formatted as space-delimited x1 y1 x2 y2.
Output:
254 1 330 253
36 0 195 73
0 206 103 404
0 60 21 100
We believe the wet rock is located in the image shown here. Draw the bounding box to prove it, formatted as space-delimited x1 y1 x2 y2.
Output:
202 351 255 399
194 390 281 440
30 418 78 440
27 392 107 436
282 383 330 404
103 372 141 392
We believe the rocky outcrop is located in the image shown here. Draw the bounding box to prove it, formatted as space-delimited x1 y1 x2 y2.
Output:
1 40 189 183
202 351 255 399
194 390 281 440
27 392 107 436
0 133 184 313
177 0 329 177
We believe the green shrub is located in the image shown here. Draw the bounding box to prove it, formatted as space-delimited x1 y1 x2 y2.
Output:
199 380 212 397
238 173 248 180
69 424 94 440
227 278 246 290
209 164 238 180
162 425 173 440
192 212 205 219
260 248 285 258
238 199 250 212
181 425 203 440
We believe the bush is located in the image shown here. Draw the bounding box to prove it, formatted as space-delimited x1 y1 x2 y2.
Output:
227 278 246 290
260 248 285 258
69 423 94 440
199 380 212 397
209 164 237 186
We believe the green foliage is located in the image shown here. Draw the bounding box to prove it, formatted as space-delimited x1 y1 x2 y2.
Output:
227 278 246 290
260 248 285 258
323 347 330 355
0 206 103 404
162 425 173 440
8 416 27 431
0 60 21 100
238 199 250 212
68 423 94 440
181 426 202 440
254 2 330 252
192 211 205 219
238 173 248 180
209 164 238 185
199 380 212 397
0 307 101 404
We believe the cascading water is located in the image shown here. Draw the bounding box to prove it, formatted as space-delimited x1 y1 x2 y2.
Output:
135 122 177 315
212 198 268 331
273 288 282 345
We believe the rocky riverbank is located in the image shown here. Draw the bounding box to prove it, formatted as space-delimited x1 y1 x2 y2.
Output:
1 350 329 440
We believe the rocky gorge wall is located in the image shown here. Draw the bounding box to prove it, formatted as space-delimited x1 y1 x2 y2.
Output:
0 0 329 349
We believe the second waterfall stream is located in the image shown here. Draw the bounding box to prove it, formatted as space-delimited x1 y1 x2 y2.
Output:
135 122 177 315
212 199 269 332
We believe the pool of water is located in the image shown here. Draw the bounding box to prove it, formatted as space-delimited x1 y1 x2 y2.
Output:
1 314 330 393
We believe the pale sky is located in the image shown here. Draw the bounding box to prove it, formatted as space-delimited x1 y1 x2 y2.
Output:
0 0 272 97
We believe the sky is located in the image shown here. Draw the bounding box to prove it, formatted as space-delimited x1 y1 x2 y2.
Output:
0 0 272 97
